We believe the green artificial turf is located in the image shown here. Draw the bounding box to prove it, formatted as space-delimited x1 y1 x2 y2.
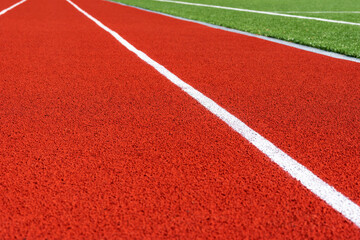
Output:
110 0 360 58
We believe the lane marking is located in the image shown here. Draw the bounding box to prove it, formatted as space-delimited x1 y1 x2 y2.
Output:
153 0 360 26
105 0 360 64
66 0 360 228
0 0 27 16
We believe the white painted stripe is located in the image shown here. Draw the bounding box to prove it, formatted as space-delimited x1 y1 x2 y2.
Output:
0 0 26 16
153 0 360 26
66 0 360 228
105 0 360 64
280 11 360 14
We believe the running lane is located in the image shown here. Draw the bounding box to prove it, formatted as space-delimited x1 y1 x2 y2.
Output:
0 0 359 238
0 0 24 11
72 0 360 211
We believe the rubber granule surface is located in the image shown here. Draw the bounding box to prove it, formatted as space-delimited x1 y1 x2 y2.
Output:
0 0 359 238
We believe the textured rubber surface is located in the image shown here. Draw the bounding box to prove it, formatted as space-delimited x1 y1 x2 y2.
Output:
0 0 22 10
0 0 359 238
74 0 360 210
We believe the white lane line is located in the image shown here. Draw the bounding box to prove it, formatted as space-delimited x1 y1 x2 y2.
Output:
153 0 360 26
0 0 27 16
66 0 360 228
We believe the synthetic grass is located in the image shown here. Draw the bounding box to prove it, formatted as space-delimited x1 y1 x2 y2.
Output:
110 0 360 58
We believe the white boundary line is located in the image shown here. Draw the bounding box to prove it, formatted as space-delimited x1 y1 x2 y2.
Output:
153 0 360 26
105 0 360 63
67 0 360 227
280 11 360 14
0 0 27 16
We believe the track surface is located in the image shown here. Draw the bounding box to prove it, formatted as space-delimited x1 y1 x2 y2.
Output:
0 0 22 10
0 0 359 238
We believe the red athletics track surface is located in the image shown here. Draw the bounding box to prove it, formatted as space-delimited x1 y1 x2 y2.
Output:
74 0 360 205
0 0 359 238
0 0 21 10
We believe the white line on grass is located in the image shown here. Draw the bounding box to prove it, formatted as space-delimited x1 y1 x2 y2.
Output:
0 0 26 16
153 0 360 26
280 11 360 14
66 0 360 228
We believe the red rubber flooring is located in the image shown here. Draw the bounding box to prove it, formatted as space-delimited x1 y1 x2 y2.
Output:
0 0 21 10
72 0 360 206
0 0 359 238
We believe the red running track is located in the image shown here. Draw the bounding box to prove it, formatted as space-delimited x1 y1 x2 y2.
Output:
73 0 360 205
0 0 359 238
0 0 22 11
